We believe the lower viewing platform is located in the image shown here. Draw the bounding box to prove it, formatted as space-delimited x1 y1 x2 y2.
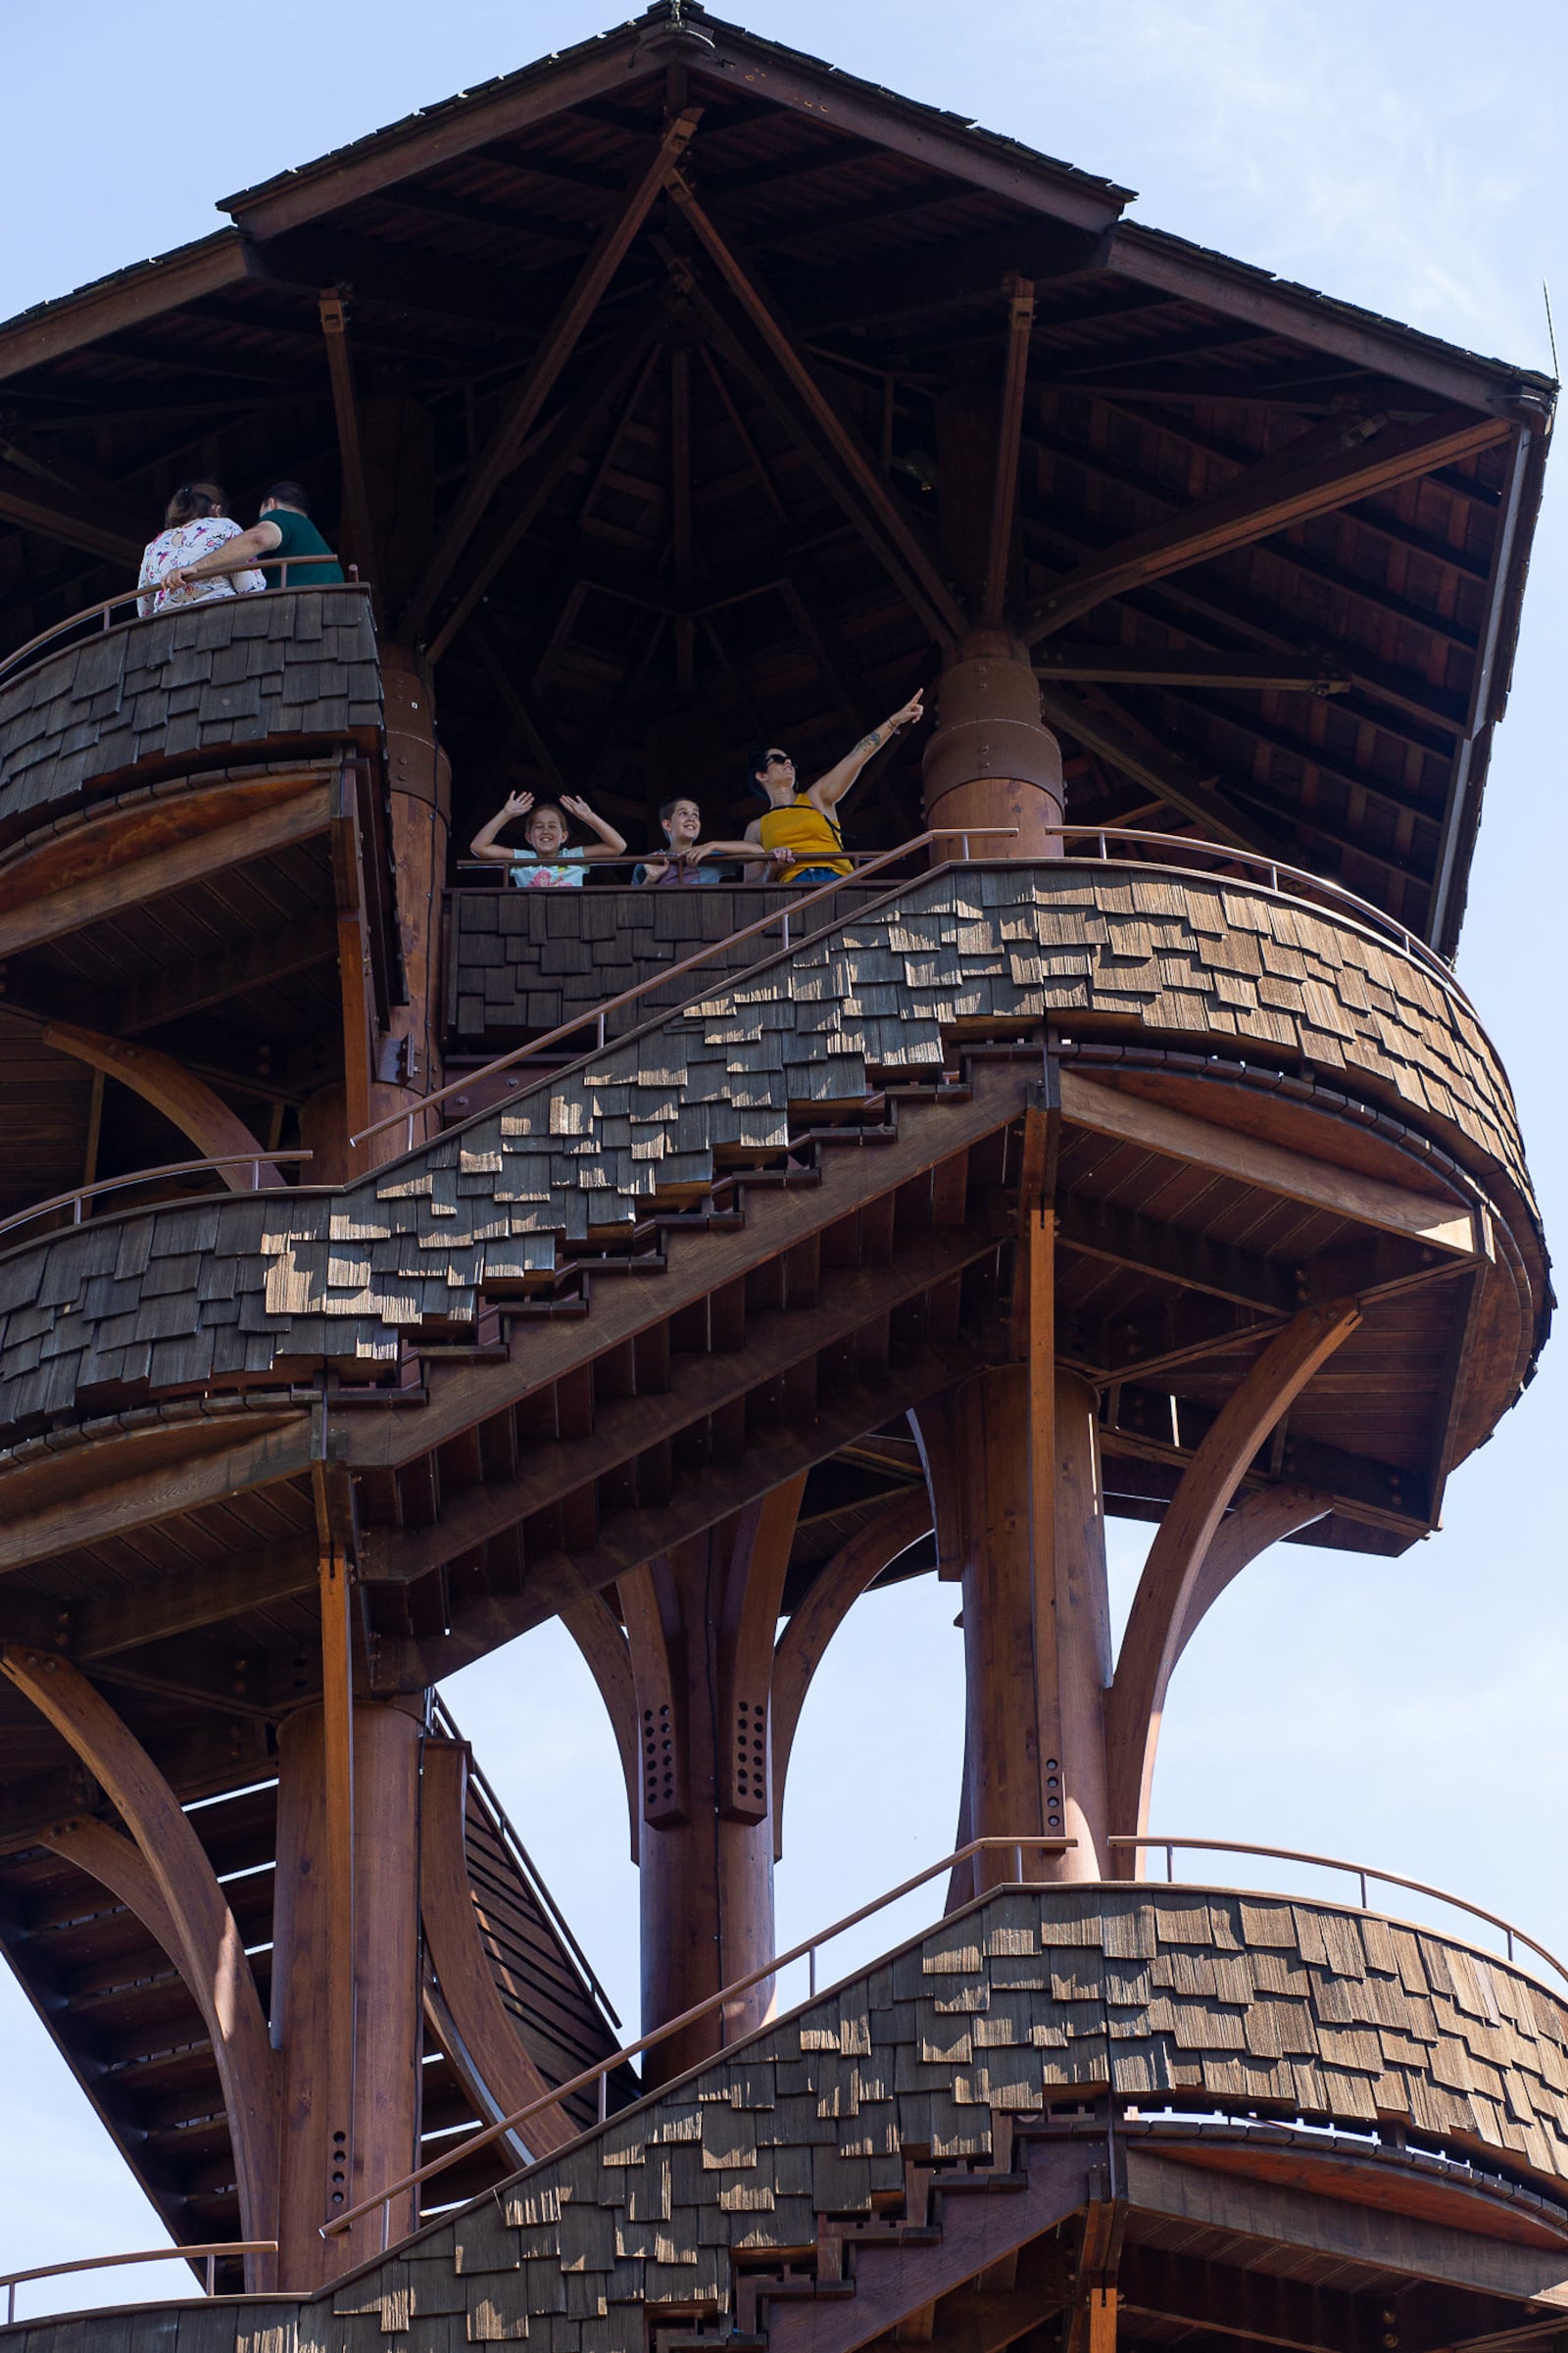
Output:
6 1871 1566 2352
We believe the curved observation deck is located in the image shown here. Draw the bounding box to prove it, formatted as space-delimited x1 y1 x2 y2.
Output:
0 585 381 849
6 1881 1568 2351
0 850 1542 1470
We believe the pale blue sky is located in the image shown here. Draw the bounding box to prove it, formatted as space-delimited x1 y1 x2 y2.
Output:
0 0 1562 2311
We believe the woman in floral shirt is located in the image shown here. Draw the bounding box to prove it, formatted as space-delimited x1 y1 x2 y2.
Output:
137 483 267 615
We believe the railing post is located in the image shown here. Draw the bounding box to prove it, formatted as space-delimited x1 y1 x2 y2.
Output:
1357 1869 1369 1910
205 2254 217 2296
8 2283 15 2325
1165 1843 1174 1882
808 1944 816 1997
1013 1840 1023 1884
598 2070 609 2124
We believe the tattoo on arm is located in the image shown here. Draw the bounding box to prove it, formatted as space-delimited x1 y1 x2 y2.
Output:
855 726 886 756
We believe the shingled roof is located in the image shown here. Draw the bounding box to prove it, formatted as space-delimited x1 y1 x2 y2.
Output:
0 0 1552 953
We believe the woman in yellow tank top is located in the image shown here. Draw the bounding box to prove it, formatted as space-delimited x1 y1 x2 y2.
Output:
744 691 925 886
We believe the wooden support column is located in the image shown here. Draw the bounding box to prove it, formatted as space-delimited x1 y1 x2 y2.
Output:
0 1648 280 2282
567 1479 805 2087
922 632 1065 859
271 1696 424 2285
361 648 450 1166
915 1207 1112 1889
318 291 377 590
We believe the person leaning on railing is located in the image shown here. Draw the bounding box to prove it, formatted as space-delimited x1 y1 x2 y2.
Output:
636 794 790 886
468 787 627 888
168 479 344 595
136 482 267 615
743 691 925 884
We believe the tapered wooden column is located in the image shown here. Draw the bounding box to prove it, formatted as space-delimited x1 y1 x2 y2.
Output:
271 1699 424 2286
916 1211 1112 1892
366 646 451 1166
922 631 1064 859
566 1482 804 2087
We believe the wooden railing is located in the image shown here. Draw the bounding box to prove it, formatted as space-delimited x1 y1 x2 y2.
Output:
0 2241 277 2325
0 564 364 692
322 1827 1565 2255
0 1152 311 1255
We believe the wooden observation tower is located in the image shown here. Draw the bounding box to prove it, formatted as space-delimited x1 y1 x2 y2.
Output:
0 6 1558 2350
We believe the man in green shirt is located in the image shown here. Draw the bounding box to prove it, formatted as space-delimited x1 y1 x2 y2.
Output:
171 480 344 593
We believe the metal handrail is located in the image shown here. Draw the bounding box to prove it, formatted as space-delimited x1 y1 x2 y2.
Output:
0 1152 311 1250
0 564 365 692
1111 1836 1568 1988
349 825 1020 1150
324 1825 1566 2254
1 2241 277 2325
321 1831 1075 2246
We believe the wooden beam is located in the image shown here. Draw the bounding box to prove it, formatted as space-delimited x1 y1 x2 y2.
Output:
1102 1389 1426 1540
0 229 256 380
328 765 375 1158
716 1473 807 1823
345 1066 1028 1472
560 1591 641 1858
0 1413 314 1575
982 277 1036 630
790 220 1103 339
401 111 701 642
1 1646 280 2279
37 1818 189 1981
1023 409 1511 642
318 290 377 588
369 1336 987 1691
72 1541 320 1660
769 1487 933 1855
1056 1192 1298 1315
1059 1071 1484 1256
426 327 662 665
358 1220 993 1587
1104 1301 1360 1840
1033 647 1348 692
1033 681 1284 855
42 1022 285 1186
1166 1484 1331 1675
665 179 967 645
764 2145 1097 2353
414 1740 574 2155
0 783 332 960
117 911 339 1034
0 469 142 568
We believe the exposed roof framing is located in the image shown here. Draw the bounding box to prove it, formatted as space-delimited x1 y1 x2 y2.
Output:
0 0 1551 953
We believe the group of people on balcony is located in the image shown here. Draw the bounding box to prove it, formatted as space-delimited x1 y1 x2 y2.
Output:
137 482 343 614
468 691 925 890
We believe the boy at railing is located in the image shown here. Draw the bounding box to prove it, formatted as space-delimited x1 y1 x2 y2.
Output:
469 788 626 887
636 796 790 885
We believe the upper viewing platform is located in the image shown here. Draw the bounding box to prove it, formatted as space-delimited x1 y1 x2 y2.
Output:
0 586 380 841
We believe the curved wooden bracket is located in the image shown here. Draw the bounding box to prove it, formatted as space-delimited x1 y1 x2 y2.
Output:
770 1486 933 1857
561 1590 641 1859
42 1022 284 1187
40 1815 188 1983
1 1648 279 2276
1104 1302 1360 1844
1169 1483 1333 1677
418 1740 574 2159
